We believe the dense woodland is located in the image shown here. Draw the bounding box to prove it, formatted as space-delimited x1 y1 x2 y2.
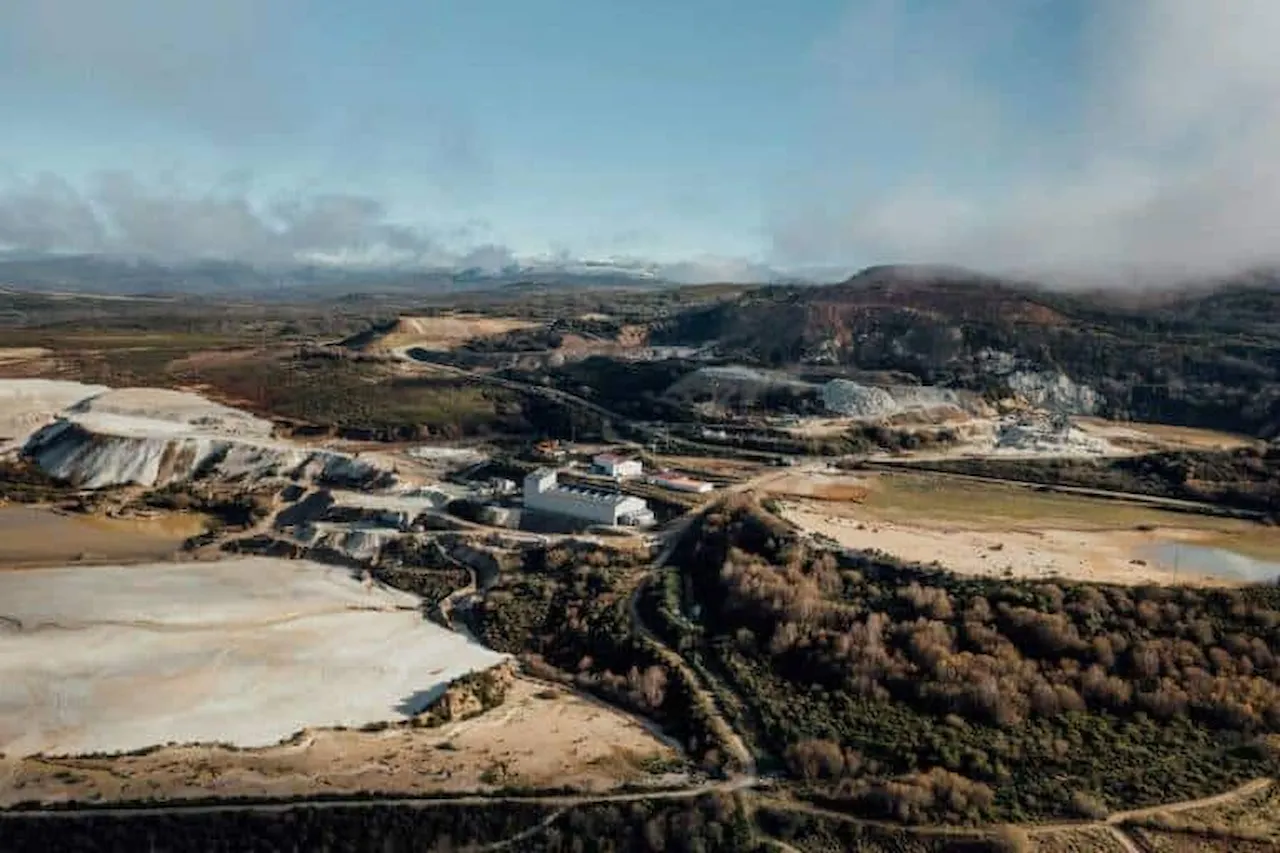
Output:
0 802 558 853
0 794 1049 852
660 497 1280 822
473 542 730 768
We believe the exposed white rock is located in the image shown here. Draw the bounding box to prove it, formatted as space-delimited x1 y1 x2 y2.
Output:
821 380 899 417
0 379 108 453
974 414 1116 457
16 383 396 490
821 379 963 419
67 387 275 438
295 522 405 563
407 446 486 465
1006 371 1099 415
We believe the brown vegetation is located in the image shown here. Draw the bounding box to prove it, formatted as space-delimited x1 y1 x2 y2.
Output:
662 495 1280 820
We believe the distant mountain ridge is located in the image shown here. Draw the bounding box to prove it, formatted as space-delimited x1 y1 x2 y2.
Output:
0 252 815 299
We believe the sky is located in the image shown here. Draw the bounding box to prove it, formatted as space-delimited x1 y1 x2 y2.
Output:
1 1 1279 283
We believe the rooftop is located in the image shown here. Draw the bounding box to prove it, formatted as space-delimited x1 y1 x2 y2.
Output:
593 453 637 465
547 482 636 506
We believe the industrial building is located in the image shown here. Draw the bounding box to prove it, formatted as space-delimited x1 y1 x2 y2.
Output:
592 452 643 480
523 468 654 527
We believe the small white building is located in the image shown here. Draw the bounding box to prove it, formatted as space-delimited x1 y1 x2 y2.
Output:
523 468 654 527
592 453 643 480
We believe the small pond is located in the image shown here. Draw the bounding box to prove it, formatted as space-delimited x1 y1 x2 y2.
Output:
1140 541 1280 584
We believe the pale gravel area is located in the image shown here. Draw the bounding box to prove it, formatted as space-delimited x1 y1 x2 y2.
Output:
0 678 685 805
0 557 507 757
68 386 276 438
17 381 393 489
779 501 1239 587
0 379 108 452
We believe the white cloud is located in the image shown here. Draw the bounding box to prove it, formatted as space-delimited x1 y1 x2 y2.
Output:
0 172 452 266
775 0 1280 283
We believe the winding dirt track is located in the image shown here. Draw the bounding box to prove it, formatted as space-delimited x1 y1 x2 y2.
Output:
0 775 764 820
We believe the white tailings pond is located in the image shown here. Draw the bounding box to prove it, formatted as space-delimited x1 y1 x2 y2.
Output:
0 557 506 757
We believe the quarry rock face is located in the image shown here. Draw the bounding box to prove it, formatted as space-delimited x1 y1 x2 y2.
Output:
1005 371 1099 416
990 414 1113 456
821 380 899 417
820 379 964 419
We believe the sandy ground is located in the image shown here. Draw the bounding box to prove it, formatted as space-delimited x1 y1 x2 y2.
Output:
649 455 765 481
0 348 60 381
0 348 51 366
774 472 1280 585
0 558 507 757
0 678 684 805
765 472 871 501
778 500 1239 585
0 506 208 569
1075 417 1262 452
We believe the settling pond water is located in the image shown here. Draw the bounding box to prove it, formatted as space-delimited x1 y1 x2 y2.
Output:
0 506 207 568
1141 542 1280 584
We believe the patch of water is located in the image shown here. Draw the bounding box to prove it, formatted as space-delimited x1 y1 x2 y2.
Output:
1140 542 1280 584
0 506 207 568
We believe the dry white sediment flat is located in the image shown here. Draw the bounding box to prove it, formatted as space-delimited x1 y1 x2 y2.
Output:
0 557 506 757
0 379 109 452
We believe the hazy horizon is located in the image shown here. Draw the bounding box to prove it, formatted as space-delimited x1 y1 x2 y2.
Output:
3 1 1280 285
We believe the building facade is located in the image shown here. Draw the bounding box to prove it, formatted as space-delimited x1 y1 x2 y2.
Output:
523 468 654 527
592 453 643 480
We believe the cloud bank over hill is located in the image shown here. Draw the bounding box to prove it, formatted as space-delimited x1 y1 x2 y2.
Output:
3 0 1279 285
0 0 508 272
773 0 1280 283
0 172 444 267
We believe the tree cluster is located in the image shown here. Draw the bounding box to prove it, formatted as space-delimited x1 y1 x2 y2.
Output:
670 498 1280 820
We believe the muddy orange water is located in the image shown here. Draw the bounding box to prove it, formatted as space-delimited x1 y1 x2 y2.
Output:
0 506 208 569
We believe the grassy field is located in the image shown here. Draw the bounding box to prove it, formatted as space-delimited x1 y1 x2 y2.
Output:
0 323 533 439
187 356 521 437
860 473 1280 560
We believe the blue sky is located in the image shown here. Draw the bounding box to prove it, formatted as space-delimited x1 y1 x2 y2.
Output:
1 1 1278 281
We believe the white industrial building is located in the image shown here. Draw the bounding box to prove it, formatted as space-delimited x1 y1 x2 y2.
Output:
523 468 654 527
592 452 643 480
